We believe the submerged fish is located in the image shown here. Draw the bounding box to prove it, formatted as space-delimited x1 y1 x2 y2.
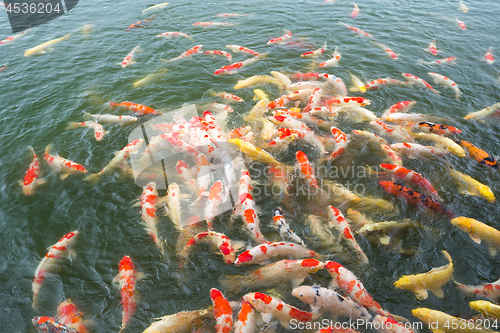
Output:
24 33 70 57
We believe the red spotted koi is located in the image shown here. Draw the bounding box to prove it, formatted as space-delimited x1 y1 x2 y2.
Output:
119 45 140 68
301 42 327 58
205 50 232 61
179 231 237 266
329 127 349 159
319 47 341 68
401 73 440 94
210 289 233 333
456 16 466 30
44 145 87 180
243 292 313 329
139 182 165 255
424 39 440 55
484 48 495 64
210 91 244 103
32 316 78 333
267 29 292 45
418 56 457 65
380 164 440 200
339 22 373 38
162 44 203 63
390 142 447 158
238 169 267 243
371 41 398 59
205 181 226 229
322 96 370 107
33 231 78 311
215 13 250 17
235 300 257 333
0 29 29 46
370 120 413 142
381 101 416 118
234 241 320 265
365 78 407 90
20 146 46 196
214 53 266 75
296 150 320 189
428 72 460 98
109 101 158 116
454 277 500 302
66 121 106 141
226 44 259 56
351 2 360 18
56 299 89 333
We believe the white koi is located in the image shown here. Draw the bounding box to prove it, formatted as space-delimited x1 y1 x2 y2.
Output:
328 206 368 263
318 47 341 68
66 121 107 141
24 33 70 57
428 72 460 98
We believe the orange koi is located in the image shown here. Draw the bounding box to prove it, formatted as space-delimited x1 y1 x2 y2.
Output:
454 139 499 169
109 101 157 116
179 231 237 265
380 164 440 200
484 48 495 64
44 145 87 180
415 122 461 135
296 151 319 189
210 289 233 333
126 15 155 31
19 146 46 195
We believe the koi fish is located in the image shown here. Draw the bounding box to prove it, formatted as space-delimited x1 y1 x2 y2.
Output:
450 169 495 203
24 33 70 57
161 44 203 63
179 231 238 266
351 2 359 18
216 13 251 17
484 47 495 64
205 50 232 61
348 71 367 92
238 170 268 243
371 41 398 59
301 42 327 58
384 112 428 124
464 102 500 120
138 182 165 255
204 181 225 229
292 285 371 320
32 316 78 333
414 132 465 157
412 308 497 333
380 164 440 200
44 145 87 180
415 122 461 135
370 120 413 142
267 29 292 45
226 44 260 56
365 78 407 90
229 138 282 166
458 0 468 12
395 251 453 299
83 139 143 184
214 53 266 75
318 47 341 68
0 29 29 46
390 142 448 158
428 72 460 98
192 22 237 27
339 22 374 38
454 277 500 302
209 90 243 103
272 207 305 245
328 127 349 159
66 121 107 141
322 96 370 107
19 146 46 196
296 151 320 189
456 16 466 29
470 301 500 320
56 299 89 333
401 73 440 94
234 74 283 89
234 241 320 265
83 112 138 124
142 2 168 13
210 289 232 333
328 206 369 263
381 101 416 118
372 315 414 333
0 63 6 73
33 231 78 311
108 101 157 115
243 292 313 329
451 217 500 255
126 15 155 30
235 301 258 333
157 31 192 40
142 309 212 333
379 181 454 217
222 259 324 293
352 130 403 166
418 57 457 65
424 39 440 55
113 256 144 332
454 139 499 169
164 182 184 231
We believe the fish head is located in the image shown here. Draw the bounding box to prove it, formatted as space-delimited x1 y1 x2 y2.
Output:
379 180 396 194
450 217 472 233
291 285 311 300
411 308 433 322
469 300 490 312
301 258 324 273
118 255 135 271
324 261 342 277
394 275 413 290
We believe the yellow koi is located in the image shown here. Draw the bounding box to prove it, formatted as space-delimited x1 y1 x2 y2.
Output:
451 217 500 256
449 170 495 203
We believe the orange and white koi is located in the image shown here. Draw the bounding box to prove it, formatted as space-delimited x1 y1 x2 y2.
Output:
210 289 233 333
339 22 373 38
66 121 106 141
113 256 144 331
193 22 236 27
351 2 360 17
292 285 371 320
322 96 370 107
223 259 324 293
415 122 461 135
456 16 467 29
267 29 292 45
205 50 232 61
365 78 407 90
328 127 349 159
205 181 225 229
454 276 500 302
235 301 258 333
301 42 327 58
319 47 341 68
328 206 369 263
372 315 414 333
230 126 252 140
33 231 78 311
226 44 259 56
458 0 468 12
454 139 499 169
464 102 500 120
370 120 412 142
32 316 78 333
272 207 305 245
418 56 457 65
126 15 154 30
179 231 237 265
19 146 46 196
0 29 29 46
390 142 447 159
214 53 266 75
381 101 416 118
204 102 234 113
238 170 267 243
234 241 320 265
401 73 440 94
83 139 143 184
380 164 440 200
384 112 428 124
156 31 192 39
44 145 87 180
243 292 313 329
210 90 243 103
379 181 454 218
162 44 203 63
143 309 212 333
139 182 165 255
56 299 89 333
371 41 398 59
119 46 140 68
428 72 460 98
484 47 495 64
296 150 320 189
424 39 440 55
109 101 158 116
83 112 138 124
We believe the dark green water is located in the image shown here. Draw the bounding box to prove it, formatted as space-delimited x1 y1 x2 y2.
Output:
1 0 500 332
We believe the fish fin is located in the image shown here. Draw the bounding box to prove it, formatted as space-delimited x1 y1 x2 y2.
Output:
82 111 92 120
60 173 70 180
261 312 274 324
430 288 444 298
390 314 410 323
310 305 322 316
37 178 47 185
470 235 482 244
489 247 497 257
70 250 77 261
291 277 306 288
415 289 428 300
18 180 23 186
136 272 147 280
83 173 101 185
232 240 246 253
129 61 137 65
379 235 391 245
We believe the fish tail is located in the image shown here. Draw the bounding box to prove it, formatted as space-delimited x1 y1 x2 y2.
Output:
63 33 71 40
82 111 92 120
83 173 101 185
66 122 82 129
441 250 452 264
27 145 35 155
322 41 327 49
45 144 53 156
